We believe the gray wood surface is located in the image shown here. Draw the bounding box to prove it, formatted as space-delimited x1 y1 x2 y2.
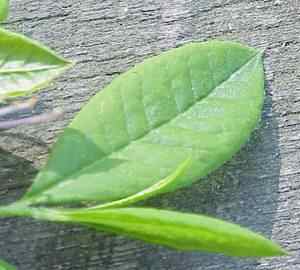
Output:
0 0 299 269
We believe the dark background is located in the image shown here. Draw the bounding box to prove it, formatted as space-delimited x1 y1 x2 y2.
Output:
0 0 299 269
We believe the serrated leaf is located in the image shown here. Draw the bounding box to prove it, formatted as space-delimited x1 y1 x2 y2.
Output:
64 207 285 257
90 157 191 210
0 28 72 102
24 41 264 206
0 259 16 270
0 0 8 22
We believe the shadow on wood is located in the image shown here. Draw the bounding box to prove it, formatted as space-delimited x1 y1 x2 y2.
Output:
0 147 37 205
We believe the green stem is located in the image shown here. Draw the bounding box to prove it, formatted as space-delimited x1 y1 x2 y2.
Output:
0 203 32 218
0 203 70 222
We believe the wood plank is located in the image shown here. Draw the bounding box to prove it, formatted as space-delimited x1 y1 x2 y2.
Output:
0 0 299 269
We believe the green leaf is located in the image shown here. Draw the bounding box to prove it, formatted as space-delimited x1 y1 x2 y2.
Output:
24 41 264 206
64 207 285 257
0 259 16 270
0 0 8 22
90 157 191 210
0 28 73 102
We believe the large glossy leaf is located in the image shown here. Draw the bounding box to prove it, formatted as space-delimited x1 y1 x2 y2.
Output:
64 207 284 257
0 28 72 101
0 0 8 22
24 41 264 206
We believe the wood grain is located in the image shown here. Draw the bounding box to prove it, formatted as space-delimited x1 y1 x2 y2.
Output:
0 0 299 269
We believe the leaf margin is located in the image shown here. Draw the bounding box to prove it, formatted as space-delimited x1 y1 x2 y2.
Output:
0 0 8 22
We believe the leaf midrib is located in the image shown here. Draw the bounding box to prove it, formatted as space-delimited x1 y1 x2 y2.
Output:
0 65 67 74
72 208 259 246
27 50 259 201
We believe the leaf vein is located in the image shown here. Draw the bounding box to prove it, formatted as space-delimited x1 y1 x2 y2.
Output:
26 51 259 201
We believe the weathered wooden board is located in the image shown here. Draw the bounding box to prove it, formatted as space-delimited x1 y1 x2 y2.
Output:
0 0 299 269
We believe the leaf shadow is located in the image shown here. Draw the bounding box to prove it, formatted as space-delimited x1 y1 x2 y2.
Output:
0 148 37 205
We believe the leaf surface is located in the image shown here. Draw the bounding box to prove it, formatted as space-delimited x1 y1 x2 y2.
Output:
90 157 191 210
24 41 265 205
64 207 285 257
0 259 16 270
0 0 8 22
0 28 72 101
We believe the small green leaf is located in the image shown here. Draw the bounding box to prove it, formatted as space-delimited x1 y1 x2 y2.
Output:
0 259 16 270
24 41 264 206
65 207 286 257
90 157 191 210
0 28 73 102
0 0 8 22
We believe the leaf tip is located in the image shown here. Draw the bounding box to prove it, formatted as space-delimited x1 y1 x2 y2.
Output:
182 156 193 168
66 59 76 68
61 58 75 72
273 245 289 257
259 239 288 257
